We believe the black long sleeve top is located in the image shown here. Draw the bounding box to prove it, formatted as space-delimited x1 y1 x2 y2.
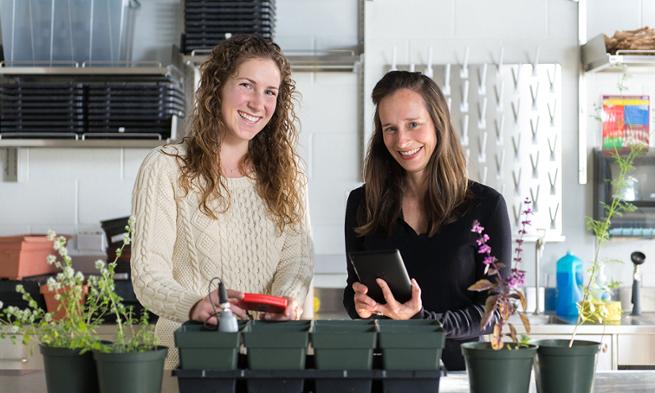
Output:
342 181 512 370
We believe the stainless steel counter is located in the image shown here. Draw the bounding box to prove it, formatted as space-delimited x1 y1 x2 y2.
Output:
3 369 654 393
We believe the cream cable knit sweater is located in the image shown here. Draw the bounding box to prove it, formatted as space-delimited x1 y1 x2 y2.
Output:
131 145 314 368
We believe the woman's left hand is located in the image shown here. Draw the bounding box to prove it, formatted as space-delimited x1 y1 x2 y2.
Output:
373 278 422 320
261 297 302 321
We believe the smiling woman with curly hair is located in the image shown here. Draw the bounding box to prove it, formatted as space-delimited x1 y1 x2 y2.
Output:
131 35 314 369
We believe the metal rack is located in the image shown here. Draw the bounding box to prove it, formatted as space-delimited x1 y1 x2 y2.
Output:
0 62 182 149
0 61 183 77
180 49 362 73
582 34 655 73
0 138 169 149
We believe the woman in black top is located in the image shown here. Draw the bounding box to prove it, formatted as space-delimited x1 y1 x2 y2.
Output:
343 71 511 371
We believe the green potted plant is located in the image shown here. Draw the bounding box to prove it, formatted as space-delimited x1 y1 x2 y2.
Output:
0 231 101 393
533 146 644 393
462 198 537 393
89 218 167 393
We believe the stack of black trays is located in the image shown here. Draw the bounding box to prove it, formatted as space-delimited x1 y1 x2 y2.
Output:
85 78 185 137
0 80 85 137
182 0 276 54
0 75 185 139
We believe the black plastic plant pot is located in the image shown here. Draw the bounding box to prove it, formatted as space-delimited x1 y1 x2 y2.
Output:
243 320 310 370
312 320 377 369
311 320 377 393
377 319 445 370
244 321 310 393
173 369 239 393
40 345 99 393
533 339 600 393
93 346 168 393
174 320 248 370
461 342 538 393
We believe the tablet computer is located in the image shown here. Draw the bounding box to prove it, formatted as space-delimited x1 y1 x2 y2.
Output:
348 249 412 304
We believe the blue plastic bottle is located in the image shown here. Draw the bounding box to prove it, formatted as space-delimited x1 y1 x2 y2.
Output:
555 251 584 319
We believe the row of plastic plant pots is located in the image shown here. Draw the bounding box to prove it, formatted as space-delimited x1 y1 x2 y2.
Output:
173 319 445 393
174 319 602 393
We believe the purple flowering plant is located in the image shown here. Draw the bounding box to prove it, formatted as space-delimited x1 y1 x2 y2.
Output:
468 198 533 350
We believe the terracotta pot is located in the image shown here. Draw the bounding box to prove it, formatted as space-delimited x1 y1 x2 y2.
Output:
0 235 56 279
40 284 88 321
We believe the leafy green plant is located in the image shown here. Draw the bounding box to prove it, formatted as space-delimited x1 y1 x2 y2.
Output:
0 233 100 351
0 217 156 354
89 217 157 353
571 146 644 342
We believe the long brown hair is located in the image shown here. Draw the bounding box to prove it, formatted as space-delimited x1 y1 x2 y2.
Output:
357 71 469 237
174 34 302 231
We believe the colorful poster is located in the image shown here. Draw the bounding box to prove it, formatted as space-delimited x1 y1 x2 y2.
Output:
601 95 650 150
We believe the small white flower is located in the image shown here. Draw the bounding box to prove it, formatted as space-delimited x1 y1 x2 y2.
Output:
15 284 24 292
46 277 57 290
58 247 68 258
63 266 74 279
122 233 131 245
0 300 3 309
44 313 52 322
54 294 61 301
95 260 105 271
75 271 84 281
9 326 19 334
47 229 56 241
46 255 57 265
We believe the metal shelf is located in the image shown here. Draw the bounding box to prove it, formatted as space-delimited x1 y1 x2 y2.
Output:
181 49 362 72
582 34 655 73
0 62 183 80
0 138 169 148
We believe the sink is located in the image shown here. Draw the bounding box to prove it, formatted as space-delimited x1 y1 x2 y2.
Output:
622 314 655 326
525 313 655 326
527 314 575 325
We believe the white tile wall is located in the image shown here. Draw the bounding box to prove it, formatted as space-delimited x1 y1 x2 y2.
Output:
1 0 654 289
587 0 642 39
454 0 548 38
276 0 358 51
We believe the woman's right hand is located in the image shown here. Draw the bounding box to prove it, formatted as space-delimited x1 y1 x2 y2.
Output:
352 282 378 318
189 288 247 325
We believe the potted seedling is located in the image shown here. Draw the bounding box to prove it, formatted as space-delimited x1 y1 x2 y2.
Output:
462 198 537 393
89 218 167 393
0 232 101 393
533 146 644 393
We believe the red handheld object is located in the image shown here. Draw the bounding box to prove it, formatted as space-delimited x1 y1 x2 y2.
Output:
240 293 288 313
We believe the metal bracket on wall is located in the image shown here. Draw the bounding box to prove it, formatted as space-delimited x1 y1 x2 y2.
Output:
4 147 17 182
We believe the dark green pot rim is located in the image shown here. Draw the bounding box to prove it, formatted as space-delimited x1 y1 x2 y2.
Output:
461 342 538 359
93 346 168 362
532 339 601 356
39 345 89 357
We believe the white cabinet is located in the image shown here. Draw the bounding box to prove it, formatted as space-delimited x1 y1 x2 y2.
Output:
0 336 42 370
617 333 655 368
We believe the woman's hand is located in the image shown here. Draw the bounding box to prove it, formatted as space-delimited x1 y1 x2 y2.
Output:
373 278 422 320
189 288 247 325
352 281 377 318
261 297 302 321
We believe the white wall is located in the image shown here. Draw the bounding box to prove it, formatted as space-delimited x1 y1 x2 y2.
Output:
1 0 654 291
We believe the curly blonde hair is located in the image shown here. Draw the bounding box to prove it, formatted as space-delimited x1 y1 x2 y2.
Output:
174 35 303 232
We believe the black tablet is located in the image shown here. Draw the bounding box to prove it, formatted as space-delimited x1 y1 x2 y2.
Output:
348 249 412 304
